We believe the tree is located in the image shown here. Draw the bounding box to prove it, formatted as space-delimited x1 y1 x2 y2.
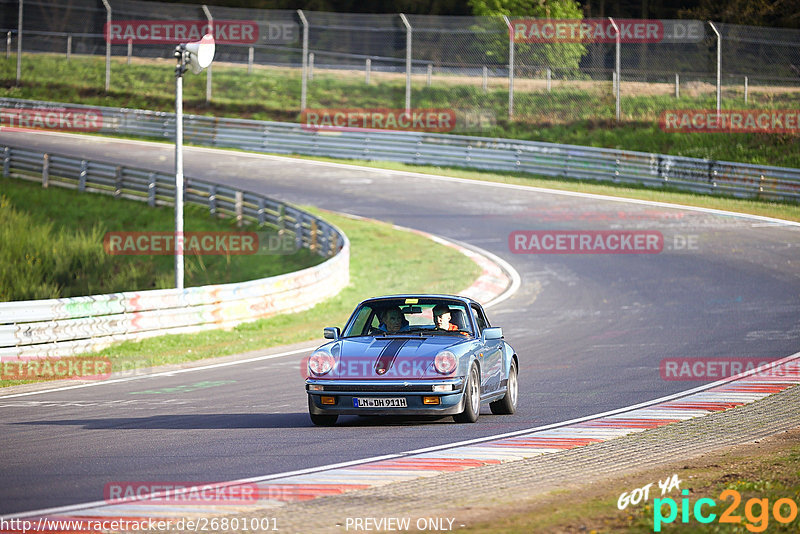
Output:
469 0 588 78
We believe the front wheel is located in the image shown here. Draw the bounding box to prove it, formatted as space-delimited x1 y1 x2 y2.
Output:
453 364 480 423
490 359 518 415
308 396 338 426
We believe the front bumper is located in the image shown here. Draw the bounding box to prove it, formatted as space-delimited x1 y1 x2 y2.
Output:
306 378 465 416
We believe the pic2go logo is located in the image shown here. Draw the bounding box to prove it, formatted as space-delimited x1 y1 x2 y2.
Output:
653 489 799 532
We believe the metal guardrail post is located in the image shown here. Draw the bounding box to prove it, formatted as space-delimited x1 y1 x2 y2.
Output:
502 16 514 120
101 0 111 92
79 160 87 191
257 198 265 225
147 172 156 206
41 153 49 188
365 58 371 84
297 9 308 112
400 14 412 113
2 147 10 177
209 185 217 214
235 191 243 227
709 21 721 114
114 166 122 197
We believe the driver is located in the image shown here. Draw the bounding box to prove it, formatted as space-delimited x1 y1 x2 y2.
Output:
378 306 410 334
433 304 458 331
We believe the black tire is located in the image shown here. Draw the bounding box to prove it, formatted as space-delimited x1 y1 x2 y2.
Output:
453 364 480 423
490 359 518 415
308 396 338 426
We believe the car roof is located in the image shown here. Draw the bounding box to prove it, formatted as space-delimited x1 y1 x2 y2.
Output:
357 294 480 307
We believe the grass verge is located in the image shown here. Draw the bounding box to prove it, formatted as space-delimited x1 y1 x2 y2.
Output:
459 427 800 533
0 175 322 301
0 209 483 387
2 54 799 167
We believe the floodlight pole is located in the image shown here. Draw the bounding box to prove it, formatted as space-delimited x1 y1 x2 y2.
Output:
174 44 187 291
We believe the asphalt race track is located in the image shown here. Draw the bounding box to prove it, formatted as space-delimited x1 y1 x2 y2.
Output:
1 131 799 516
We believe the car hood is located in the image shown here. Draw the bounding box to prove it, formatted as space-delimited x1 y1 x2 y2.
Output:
333 336 464 380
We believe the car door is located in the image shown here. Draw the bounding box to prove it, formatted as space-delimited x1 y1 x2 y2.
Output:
471 304 503 396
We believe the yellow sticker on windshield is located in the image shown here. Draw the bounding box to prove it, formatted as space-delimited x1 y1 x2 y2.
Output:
404 298 419 304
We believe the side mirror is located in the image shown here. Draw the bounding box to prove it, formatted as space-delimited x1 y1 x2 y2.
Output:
323 327 340 340
483 327 503 341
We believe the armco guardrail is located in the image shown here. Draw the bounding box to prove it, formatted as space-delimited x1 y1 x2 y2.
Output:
2 98 800 201
0 144 349 359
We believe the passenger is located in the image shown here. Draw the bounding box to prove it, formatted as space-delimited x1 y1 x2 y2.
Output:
378 306 410 334
433 304 458 331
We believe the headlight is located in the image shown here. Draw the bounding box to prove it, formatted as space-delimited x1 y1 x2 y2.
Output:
434 350 457 374
308 350 335 376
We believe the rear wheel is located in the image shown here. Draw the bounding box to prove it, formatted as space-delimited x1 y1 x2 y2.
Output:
308 396 338 426
490 359 518 415
453 364 480 423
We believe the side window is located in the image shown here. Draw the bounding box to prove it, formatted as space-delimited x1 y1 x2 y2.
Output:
471 304 488 333
348 307 374 336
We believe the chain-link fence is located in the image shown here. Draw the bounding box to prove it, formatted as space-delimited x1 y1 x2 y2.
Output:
1 0 799 130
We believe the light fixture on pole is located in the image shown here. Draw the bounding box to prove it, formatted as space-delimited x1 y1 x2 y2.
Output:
174 33 214 291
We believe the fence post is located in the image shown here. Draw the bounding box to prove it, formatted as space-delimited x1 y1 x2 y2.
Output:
67 34 72 61
400 14 412 113
675 73 679 98
16 0 22 84
608 17 620 122
6 31 10 60
308 51 314 80
79 160 87 192
744 76 748 104
42 154 49 188
503 16 514 119
127 38 132 64
482 65 487 92
546 67 551 92
101 0 111 92
248 46 253 74
297 9 308 111
709 21 721 114
365 58 371 84
426 63 432 86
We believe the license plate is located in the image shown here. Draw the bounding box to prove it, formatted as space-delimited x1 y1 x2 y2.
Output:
353 397 407 408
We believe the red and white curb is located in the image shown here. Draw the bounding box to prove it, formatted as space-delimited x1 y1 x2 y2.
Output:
8 352 799 528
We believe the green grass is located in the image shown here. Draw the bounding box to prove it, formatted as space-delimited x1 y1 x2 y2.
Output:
0 175 322 301
3 53 799 167
0 203 482 387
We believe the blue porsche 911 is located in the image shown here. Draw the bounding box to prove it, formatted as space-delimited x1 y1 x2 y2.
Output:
306 295 518 425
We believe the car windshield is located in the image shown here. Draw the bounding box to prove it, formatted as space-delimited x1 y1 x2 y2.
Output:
342 298 473 337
